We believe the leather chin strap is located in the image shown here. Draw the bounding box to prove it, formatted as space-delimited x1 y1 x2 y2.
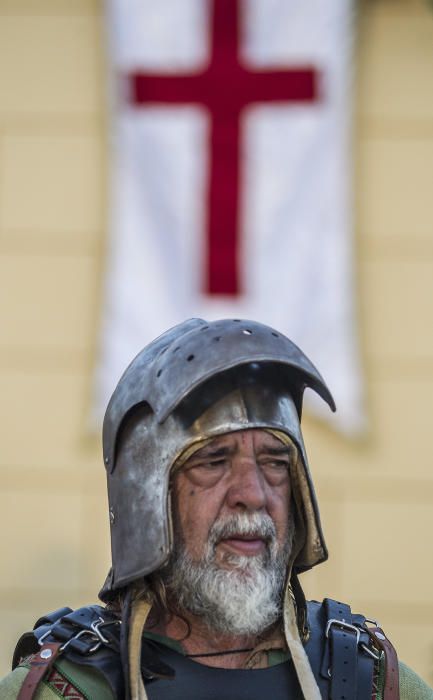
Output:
129 598 152 700
283 584 321 700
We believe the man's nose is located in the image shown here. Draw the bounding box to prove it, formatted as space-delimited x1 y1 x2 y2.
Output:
225 459 267 511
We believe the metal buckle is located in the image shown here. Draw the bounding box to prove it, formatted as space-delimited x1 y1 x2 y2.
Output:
91 617 121 645
90 617 110 644
38 629 52 647
325 619 362 679
38 627 100 654
359 619 384 661
364 617 379 627
325 619 361 644
60 629 101 653
38 616 120 655
360 642 382 661
358 617 382 661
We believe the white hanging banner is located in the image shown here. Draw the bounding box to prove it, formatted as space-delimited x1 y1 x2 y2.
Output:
96 0 364 434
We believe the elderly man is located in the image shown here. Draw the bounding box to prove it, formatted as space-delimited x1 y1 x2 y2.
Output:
2 319 432 699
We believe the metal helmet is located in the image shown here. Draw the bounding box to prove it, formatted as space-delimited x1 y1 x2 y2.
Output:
101 318 335 598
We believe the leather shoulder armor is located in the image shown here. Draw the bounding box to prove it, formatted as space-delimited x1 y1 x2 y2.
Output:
12 598 397 700
13 605 124 699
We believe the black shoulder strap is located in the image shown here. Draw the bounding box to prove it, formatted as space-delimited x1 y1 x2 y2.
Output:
305 598 378 699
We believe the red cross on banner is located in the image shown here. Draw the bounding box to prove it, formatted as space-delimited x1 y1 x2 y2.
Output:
99 0 363 434
128 0 321 295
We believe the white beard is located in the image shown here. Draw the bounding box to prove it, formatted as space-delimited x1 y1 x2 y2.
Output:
165 512 292 636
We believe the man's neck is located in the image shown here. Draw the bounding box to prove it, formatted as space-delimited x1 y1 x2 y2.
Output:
147 608 261 669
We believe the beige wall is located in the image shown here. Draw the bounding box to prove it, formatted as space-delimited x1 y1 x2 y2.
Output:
1 0 432 685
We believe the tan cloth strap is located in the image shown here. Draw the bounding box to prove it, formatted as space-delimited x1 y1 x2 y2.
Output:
283 586 322 700
129 598 152 700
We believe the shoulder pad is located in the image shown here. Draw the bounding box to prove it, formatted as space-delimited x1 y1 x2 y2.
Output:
12 605 117 669
12 607 72 669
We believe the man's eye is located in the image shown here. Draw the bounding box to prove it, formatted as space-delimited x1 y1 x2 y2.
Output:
203 459 227 469
191 459 226 470
264 460 290 471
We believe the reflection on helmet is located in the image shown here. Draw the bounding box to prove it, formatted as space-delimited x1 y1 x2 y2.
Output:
101 318 335 600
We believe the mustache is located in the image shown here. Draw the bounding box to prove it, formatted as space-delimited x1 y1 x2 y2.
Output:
208 512 277 546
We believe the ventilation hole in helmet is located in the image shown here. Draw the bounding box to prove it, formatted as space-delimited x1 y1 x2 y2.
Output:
200 326 209 331
233 319 241 322
187 354 195 362
173 346 180 353
156 369 163 377
213 336 221 342
242 329 252 335
160 347 168 355
271 332 279 337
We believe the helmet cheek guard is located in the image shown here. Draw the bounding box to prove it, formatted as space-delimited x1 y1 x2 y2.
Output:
107 405 173 588
100 318 335 600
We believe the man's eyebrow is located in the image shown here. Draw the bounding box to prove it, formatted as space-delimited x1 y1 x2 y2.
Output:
257 445 296 458
190 443 295 461
190 445 234 460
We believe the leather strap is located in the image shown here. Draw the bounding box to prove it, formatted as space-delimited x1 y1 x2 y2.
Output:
322 599 359 700
367 627 400 700
17 642 62 700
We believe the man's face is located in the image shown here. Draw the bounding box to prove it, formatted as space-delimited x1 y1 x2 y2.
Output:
172 428 293 569
165 428 295 635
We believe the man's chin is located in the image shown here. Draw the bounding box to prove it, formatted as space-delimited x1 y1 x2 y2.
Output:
165 543 286 637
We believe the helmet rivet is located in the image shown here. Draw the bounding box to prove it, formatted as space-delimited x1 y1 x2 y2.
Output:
40 648 52 659
104 456 109 465
110 508 115 524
